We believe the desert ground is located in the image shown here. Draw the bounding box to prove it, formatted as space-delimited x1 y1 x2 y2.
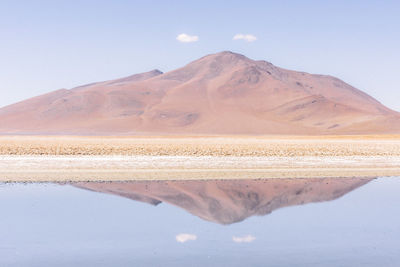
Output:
0 135 399 182
2 52 400 136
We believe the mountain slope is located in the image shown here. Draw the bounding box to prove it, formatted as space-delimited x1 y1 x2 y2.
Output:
0 51 399 135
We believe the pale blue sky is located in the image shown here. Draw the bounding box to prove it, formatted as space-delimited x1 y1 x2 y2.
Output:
1 0 399 111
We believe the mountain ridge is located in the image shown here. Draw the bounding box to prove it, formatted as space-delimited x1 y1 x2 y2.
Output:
0 51 399 135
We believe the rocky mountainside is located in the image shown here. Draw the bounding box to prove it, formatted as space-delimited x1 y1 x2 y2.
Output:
1 51 399 135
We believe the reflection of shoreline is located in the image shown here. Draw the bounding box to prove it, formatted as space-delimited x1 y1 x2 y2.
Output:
73 178 373 225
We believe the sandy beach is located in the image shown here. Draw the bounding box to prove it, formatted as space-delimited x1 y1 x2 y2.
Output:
0 135 400 182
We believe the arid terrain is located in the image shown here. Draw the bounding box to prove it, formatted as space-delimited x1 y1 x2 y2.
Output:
1 135 400 156
0 51 399 135
0 135 399 182
1 52 399 182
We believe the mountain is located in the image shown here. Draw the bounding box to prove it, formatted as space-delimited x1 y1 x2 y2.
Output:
1 51 399 135
73 178 372 224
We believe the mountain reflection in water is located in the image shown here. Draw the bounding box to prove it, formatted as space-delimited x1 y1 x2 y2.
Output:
72 178 373 225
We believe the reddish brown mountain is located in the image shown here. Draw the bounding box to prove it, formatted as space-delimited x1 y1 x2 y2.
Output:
73 178 372 224
1 51 399 135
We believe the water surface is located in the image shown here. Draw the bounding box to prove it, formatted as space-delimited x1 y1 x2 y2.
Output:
1 177 399 266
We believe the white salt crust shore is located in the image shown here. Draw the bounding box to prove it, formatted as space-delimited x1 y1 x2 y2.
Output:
0 155 400 182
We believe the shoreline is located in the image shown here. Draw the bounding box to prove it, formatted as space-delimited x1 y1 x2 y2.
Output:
1 135 399 182
0 155 399 182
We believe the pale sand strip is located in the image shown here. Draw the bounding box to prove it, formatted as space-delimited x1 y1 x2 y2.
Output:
0 155 399 182
1 155 400 169
1 136 400 182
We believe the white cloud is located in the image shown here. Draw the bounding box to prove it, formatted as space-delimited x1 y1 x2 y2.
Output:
233 34 257 42
176 33 199 43
176 233 197 243
232 235 256 243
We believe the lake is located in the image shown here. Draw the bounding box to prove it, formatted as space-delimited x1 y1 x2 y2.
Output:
1 177 399 266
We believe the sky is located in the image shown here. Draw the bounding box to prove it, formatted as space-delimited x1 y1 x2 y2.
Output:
1 0 399 111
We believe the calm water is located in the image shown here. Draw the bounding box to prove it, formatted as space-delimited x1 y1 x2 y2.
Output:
1 177 399 267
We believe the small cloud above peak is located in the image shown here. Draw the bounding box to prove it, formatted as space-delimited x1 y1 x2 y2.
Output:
233 34 257 42
176 33 199 43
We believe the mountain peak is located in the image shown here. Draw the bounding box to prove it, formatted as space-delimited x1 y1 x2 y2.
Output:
0 51 399 135
215 50 245 56
199 51 251 63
